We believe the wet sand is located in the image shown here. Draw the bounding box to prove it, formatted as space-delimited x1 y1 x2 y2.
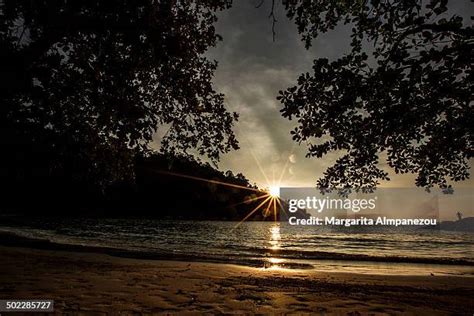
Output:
1 245 473 315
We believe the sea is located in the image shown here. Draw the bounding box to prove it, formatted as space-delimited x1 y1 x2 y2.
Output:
0 217 473 276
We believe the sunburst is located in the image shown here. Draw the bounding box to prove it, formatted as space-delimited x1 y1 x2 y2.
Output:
150 143 295 228
269 185 280 198
232 184 285 229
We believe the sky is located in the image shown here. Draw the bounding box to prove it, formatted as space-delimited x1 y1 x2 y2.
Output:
152 1 473 196
206 0 350 189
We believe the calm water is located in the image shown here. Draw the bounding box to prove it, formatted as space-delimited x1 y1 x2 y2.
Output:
1 217 473 274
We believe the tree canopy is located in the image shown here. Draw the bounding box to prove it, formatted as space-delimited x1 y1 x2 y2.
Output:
0 0 238 189
279 0 473 192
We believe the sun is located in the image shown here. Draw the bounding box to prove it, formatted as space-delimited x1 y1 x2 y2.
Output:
269 185 280 197
157 163 286 229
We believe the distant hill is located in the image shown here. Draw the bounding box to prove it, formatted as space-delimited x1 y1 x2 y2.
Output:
1 152 279 221
438 217 474 233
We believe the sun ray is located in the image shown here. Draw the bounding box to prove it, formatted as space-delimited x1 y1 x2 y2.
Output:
272 165 276 188
233 195 272 230
151 169 262 193
247 146 271 188
226 193 269 208
146 144 294 228
275 197 288 218
278 143 297 185
262 197 273 218
272 198 277 222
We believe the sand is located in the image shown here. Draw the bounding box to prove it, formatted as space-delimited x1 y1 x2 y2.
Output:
0 246 473 315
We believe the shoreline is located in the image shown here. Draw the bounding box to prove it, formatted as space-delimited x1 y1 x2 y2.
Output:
1 230 473 270
1 245 473 314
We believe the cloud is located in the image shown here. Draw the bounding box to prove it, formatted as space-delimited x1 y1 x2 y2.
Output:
203 1 352 187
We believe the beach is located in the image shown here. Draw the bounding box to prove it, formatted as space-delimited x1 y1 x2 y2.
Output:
2 0 473 314
1 244 473 315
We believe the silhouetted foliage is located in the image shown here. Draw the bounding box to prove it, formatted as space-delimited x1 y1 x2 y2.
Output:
279 0 473 192
0 0 238 191
130 153 267 220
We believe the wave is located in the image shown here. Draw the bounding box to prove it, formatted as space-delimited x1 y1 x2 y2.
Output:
0 230 473 268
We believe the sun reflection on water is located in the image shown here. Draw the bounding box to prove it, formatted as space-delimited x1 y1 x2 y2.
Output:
269 224 281 250
268 257 284 264
265 224 286 269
